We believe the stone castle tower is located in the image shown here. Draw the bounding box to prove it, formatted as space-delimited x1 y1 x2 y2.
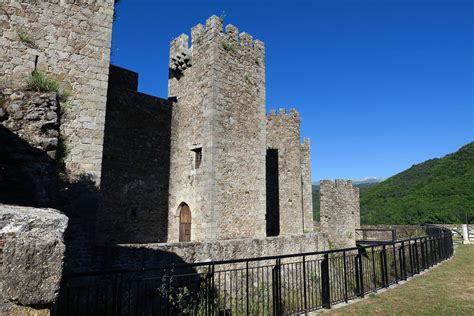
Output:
167 16 267 242
165 16 313 243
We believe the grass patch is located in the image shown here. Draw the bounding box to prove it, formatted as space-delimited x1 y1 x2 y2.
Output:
26 70 72 103
221 40 236 53
18 30 35 46
328 245 474 315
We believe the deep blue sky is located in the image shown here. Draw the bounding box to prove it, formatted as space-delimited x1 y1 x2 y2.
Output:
111 0 473 182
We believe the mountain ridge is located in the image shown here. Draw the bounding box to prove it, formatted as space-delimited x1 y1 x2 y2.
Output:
360 142 474 224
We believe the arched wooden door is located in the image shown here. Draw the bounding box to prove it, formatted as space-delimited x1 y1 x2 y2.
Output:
179 204 191 242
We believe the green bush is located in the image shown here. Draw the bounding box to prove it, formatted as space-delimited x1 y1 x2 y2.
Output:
26 70 72 102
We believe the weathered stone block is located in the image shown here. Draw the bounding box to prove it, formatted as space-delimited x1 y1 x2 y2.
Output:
0 205 68 307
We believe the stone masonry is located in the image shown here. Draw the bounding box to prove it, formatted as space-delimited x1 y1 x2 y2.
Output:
0 204 68 311
266 109 313 235
167 16 267 242
0 0 114 183
301 139 314 232
0 89 60 207
319 180 360 248
99 65 173 244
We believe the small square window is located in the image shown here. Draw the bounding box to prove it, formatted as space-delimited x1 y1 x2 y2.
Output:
192 147 202 169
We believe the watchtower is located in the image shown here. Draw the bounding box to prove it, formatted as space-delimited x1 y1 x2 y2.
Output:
167 16 267 242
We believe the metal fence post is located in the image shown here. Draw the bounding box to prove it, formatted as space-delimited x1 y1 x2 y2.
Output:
421 237 427 270
371 247 377 288
343 251 348 303
438 234 443 261
246 261 249 315
381 245 388 287
440 233 445 260
408 241 413 276
303 256 308 311
429 237 434 266
272 259 282 316
355 252 364 297
392 243 398 283
321 253 331 308
113 273 123 315
414 239 419 274
207 264 215 315
400 242 407 280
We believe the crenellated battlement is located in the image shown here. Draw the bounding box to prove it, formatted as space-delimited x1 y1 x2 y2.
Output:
2 0 115 6
320 179 354 189
169 15 265 76
267 108 300 120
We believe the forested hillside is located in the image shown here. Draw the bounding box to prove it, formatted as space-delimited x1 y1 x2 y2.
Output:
360 142 474 224
312 142 474 224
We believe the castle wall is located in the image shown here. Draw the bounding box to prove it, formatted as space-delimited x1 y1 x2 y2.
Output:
301 139 314 232
102 233 326 271
0 89 60 207
99 65 172 244
319 180 360 248
0 0 114 182
167 16 266 242
266 109 304 235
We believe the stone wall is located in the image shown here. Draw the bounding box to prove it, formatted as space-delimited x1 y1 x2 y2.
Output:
98 65 172 244
0 0 114 183
167 16 266 242
103 233 326 271
359 224 460 240
301 138 313 232
0 204 67 312
0 89 60 207
266 109 304 235
320 180 360 249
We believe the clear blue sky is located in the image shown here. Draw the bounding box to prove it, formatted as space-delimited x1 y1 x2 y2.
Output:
111 0 473 182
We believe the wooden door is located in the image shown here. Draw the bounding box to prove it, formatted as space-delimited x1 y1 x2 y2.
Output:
179 204 191 242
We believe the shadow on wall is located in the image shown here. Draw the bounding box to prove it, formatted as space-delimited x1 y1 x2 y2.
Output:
0 123 103 273
99 65 172 244
266 148 280 236
0 125 58 207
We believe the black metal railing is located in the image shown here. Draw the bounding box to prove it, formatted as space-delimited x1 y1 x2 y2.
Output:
54 229 453 315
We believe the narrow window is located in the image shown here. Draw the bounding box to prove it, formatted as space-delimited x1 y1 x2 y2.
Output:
192 147 202 169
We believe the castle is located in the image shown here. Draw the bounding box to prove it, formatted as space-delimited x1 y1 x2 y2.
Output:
1 1 359 274
98 15 313 244
0 3 362 312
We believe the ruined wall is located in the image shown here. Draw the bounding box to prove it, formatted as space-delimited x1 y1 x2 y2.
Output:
0 0 114 182
168 16 266 242
266 109 304 235
301 138 313 232
0 89 60 207
320 180 360 248
98 65 172 244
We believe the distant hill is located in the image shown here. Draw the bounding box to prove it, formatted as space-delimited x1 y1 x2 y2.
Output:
353 177 385 186
360 142 474 224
